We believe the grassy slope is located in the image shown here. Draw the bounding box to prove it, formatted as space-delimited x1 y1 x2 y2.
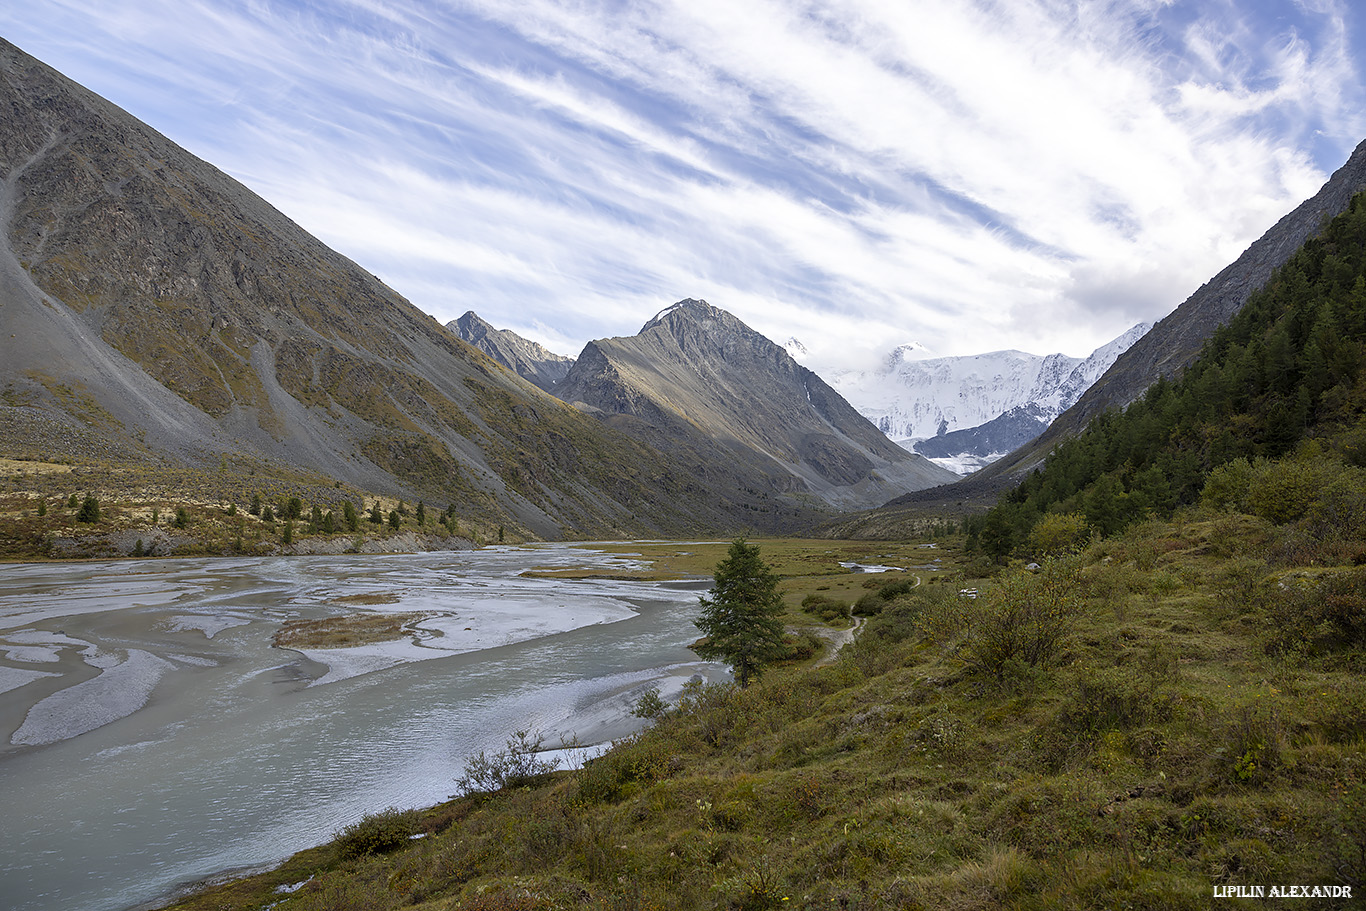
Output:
166 524 1364 911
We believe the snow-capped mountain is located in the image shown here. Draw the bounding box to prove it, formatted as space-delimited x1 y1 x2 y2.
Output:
797 323 1151 473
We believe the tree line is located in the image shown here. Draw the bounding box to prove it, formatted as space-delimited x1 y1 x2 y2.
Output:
968 191 1366 561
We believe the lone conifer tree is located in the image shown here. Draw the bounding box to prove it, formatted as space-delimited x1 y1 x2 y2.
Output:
692 538 787 687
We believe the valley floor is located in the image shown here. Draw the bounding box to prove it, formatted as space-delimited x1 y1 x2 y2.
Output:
161 521 1364 911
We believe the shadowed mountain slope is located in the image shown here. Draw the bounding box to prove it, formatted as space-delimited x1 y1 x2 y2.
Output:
555 300 958 511
0 38 834 538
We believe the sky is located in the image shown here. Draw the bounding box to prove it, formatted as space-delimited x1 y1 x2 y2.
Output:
3 1 1366 369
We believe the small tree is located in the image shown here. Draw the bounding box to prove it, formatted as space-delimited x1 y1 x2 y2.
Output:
692 538 788 687
343 501 359 532
77 495 100 524
388 509 401 530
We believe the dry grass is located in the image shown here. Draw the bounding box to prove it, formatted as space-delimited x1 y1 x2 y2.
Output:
272 612 429 649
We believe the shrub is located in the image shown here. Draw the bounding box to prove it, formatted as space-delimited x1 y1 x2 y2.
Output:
801 594 851 623
632 686 667 720
334 807 419 859
1264 568 1366 653
454 731 561 797
1027 512 1090 557
852 577 917 617
960 558 1081 681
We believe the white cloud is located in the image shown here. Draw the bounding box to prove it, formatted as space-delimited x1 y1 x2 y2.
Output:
2 0 1364 365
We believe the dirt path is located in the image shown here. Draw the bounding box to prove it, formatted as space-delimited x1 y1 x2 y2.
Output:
806 573 920 666
812 616 864 667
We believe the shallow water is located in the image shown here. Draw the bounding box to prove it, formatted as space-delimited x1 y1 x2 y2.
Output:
0 546 721 911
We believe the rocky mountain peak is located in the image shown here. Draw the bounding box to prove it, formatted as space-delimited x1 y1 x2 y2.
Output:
447 311 573 394
556 299 957 510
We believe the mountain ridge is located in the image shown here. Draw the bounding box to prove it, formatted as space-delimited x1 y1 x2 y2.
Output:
556 299 958 510
447 311 574 394
971 135 1366 486
0 38 857 539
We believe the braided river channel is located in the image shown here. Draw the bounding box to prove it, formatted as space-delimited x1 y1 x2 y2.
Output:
0 545 724 911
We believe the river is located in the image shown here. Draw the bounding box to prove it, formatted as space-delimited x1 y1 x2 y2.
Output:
0 545 723 911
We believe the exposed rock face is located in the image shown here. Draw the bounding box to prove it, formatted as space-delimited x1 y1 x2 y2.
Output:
448 311 574 394
555 299 958 510
0 39 831 537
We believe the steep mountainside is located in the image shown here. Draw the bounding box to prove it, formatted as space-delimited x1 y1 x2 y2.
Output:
555 299 957 510
975 136 1366 485
0 38 826 538
448 311 574 394
964 189 1366 560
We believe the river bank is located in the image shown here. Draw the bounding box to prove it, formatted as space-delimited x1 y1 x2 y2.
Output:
0 546 724 911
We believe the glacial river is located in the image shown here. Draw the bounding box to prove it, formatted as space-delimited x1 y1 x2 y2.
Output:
0 545 723 911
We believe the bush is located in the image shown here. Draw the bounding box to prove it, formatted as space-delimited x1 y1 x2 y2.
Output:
632 686 667 720
454 731 561 797
334 807 419 859
852 577 917 617
801 594 851 623
1264 568 1366 654
960 558 1081 681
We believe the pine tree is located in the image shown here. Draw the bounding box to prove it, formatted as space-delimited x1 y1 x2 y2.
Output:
692 539 788 688
77 495 100 524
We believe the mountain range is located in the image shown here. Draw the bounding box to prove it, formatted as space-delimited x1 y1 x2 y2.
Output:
0 37 950 538
6 32 1366 544
799 324 1150 473
448 311 574 394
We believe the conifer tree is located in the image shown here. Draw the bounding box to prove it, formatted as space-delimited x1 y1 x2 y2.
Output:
77 494 100 524
692 538 787 687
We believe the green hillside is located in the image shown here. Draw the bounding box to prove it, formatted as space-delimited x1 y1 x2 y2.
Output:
967 192 1366 563
165 523 1363 910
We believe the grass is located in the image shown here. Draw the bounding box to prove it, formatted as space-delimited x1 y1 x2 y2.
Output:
163 514 1366 910
272 611 429 649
